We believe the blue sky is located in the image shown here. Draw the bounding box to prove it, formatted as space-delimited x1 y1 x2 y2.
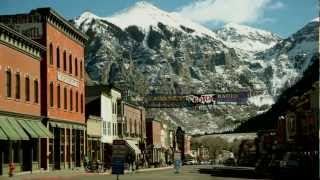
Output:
0 0 317 37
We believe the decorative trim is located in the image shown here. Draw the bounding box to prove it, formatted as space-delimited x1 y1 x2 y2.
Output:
0 23 45 60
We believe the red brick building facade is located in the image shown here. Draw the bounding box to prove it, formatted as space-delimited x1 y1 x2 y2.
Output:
0 8 87 171
0 23 52 175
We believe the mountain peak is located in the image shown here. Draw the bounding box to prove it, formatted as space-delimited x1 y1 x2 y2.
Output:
215 23 281 52
106 1 216 37
132 1 159 10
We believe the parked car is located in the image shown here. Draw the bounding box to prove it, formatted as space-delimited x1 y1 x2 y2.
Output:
183 159 196 165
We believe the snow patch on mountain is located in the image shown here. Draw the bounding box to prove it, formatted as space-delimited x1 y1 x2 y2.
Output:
215 23 281 52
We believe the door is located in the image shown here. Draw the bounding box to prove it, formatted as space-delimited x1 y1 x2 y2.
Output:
75 130 81 167
22 141 32 171
54 128 61 170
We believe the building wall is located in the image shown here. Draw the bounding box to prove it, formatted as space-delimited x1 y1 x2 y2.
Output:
0 43 41 116
101 94 113 144
152 121 161 146
184 135 191 155
87 116 102 137
44 22 85 123
123 103 141 137
111 89 120 138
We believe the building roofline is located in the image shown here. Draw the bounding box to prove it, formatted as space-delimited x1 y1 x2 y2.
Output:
33 7 88 41
0 23 46 51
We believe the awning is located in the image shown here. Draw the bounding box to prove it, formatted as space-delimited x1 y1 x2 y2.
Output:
17 118 53 139
125 140 141 154
49 121 85 130
0 116 29 140
0 127 7 140
17 118 39 138
31 121 53 138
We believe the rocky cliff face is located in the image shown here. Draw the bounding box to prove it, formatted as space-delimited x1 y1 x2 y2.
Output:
73 2 318 134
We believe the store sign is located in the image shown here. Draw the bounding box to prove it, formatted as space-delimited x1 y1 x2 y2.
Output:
144 91 249 108
112 140 127 175
57 72 79 87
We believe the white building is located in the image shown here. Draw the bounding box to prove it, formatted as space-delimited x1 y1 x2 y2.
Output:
101 88 121 144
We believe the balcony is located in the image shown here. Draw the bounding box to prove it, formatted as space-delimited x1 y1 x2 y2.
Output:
117 116 124 122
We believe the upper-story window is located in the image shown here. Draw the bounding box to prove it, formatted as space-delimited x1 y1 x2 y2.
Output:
75 91 79 112
80 61 83 78
49 82 53 107
69 54 72 74
25 76 30 102
64 87 67 110
75 58 78 76
15 73 20 99
80 93 83 114
63 51 67 71
56 47 60 68
70 89 73 111
49 43 53 65
57 85 61 108
6 70 12 98
34 80 39 103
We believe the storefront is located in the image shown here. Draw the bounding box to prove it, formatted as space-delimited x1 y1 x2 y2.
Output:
0 114 52 175
86 115 102 162
47 120 85 171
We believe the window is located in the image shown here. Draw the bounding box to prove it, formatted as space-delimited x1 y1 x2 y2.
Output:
75 91 78 112
80 94 83 113
75 58 78 76
49 43 53 65
15 73 20 99
25 77 30 101
64 87 67 110
56 47 60 68
63 51 67 71
69 54 72 74
103 122 106 135
80 61 83 78
34 80 38 103
57 85 61 108
108 122 111 136
6 70 11 97
49 82 53 106
70 89 73 111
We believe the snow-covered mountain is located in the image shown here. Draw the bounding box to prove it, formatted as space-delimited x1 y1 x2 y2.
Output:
73 1 318 134
214 23 281 52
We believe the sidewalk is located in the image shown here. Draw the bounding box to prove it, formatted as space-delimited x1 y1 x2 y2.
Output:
0 166 174 179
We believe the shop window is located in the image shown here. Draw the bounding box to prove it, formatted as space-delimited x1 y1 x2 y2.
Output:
57 85 61 108
15 73 20 99
34 80 39 103
49 43 53 65
49 82 53 106
76 91 79 112
25 76 30 101
64 87 67 110
75 58 78 76
32 139 39 161
56 47 60 68
6 70 12 97
63 51 67 71
70 89 73 111
69 54 72 74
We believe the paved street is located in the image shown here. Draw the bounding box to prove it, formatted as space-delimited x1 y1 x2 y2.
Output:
3 165 265 180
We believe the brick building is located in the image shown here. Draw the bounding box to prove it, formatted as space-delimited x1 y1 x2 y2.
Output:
0 23 52 175
146 118 162 166
0 8 88 171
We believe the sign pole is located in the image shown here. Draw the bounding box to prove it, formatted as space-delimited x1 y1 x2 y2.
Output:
117 174 119 180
